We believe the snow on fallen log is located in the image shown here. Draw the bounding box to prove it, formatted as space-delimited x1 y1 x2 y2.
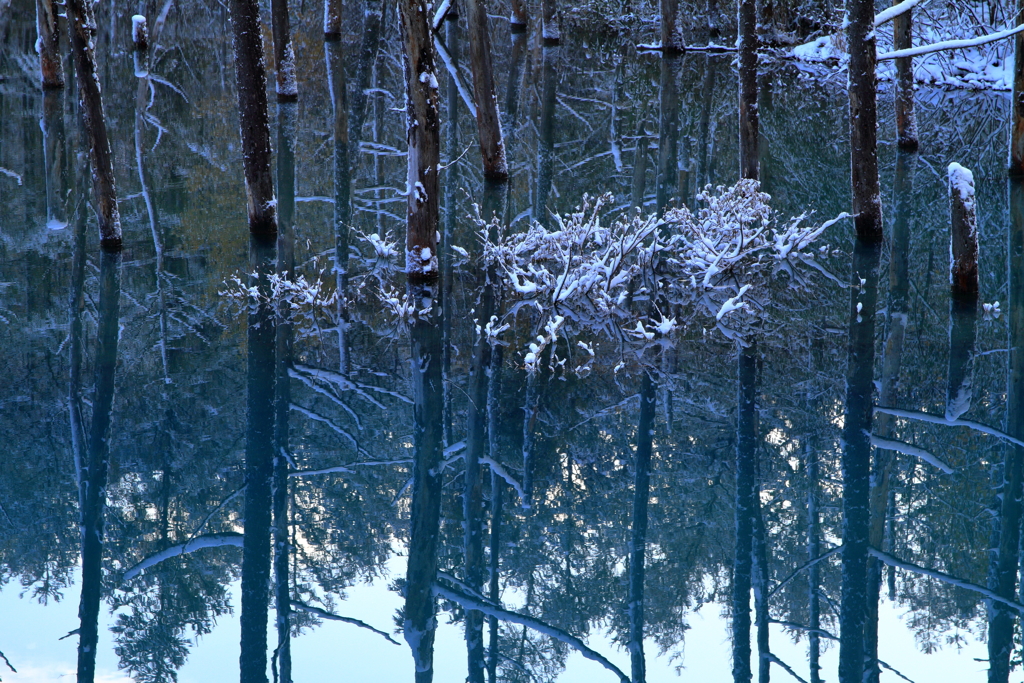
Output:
290 601 400 645
433 582 630 682
868 547 1024 613
878 24 1024 61
122 533 243 581
873 405 1024 448
869 434 954 473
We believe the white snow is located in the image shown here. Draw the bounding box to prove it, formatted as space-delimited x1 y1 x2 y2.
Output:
132 15 147 48
947 162 976 212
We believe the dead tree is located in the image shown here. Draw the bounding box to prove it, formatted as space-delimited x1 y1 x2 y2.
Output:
272 0 299 100
229 0 278 236
398 0 441 280
847 0 883 242
732 343 757 683
467 0 508 180
67 0 122 248
36 0 63 88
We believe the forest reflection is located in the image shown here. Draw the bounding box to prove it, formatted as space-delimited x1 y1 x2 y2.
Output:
2 3 1024 683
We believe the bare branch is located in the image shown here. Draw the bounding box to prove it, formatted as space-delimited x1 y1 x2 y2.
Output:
290 601 400 645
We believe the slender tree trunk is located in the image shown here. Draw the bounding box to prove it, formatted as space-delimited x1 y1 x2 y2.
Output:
949 163 979 300
632 105 649 211
660 0 684 53
838 241 882 683
486 346 504 683
752 476 770 683
989 179 1024 683
1011 0 1024 176
656 58 680 216
326 38 352 374
467 0 508 180
67 0 122 248
76 248 122 683
42 89 69 230
398 0 441 279
893 1 917 150
271 0 298 100
442 16 461 447
405 283 446 683
349 0 384 166
324 0 342 38
541 0 559 44
272 100 297 683
509 0 527 31
240 238 277 683
847 0 883 242
806 441 822 683
230 0 278 235
37 0 64 88
732 342 757 683
697 57 718 189
738 0 759 181
629 372 657 683
534 46 558 228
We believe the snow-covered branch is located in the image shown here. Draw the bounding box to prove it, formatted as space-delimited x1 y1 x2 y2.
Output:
290 600 401 645
878 24 1024 61
122 533 244 581
869 434 954 473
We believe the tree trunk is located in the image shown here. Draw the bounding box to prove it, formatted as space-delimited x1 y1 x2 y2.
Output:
893 0 917 150
67 0 122 248
240 237 277 683
486 346 504 683
1010 0 1024 176
324 0 342 39
541 0 559 44
847 0 883 242
326 38 352 374
230 0 277 236
76 247 122 683
732 342 757 683
42 89 69 230
405 282 446 683
656 57 680 217
349 0 385 167
467 0 508 180
442 16 461 448
534 46 558 228
752 477 770 683
949 163 979 300
36 0 64 88
838 240 882 683
806 441 822 683
510 0 527 31
272 0 298 100
398 0 441 280
628 371 657 683
738 0 759 181
660 0 684 53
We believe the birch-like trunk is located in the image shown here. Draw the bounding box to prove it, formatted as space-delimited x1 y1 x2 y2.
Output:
405 282 445 683
230 0 278 235
272 0 299 100
732 342 757 683
36 0 64 88
838 241 882 683
738 0 759 181
467 0 508 180
847 0 883 242
893 0 917 149
398 0 441 280
67 0 122 248
240 238 277 683
628 372 658 683
76 247 122 683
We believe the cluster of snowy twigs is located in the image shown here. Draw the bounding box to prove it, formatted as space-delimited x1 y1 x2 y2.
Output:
475 180 845 373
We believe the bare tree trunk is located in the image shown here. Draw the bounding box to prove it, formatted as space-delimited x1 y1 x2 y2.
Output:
660 0 684 53
534 46 558 228
732 342 757 683
405 283 445 683
349 0 385 165
326 38 352 374
656 58 680 216
442 16 461 448
838 240 882 683
76 247 122 683
240 238 277 683
67 0 122 248
847 0 883 242
738 0 759 181
324 0 342 38
36 0 64 88
272 0 298 100
752 476 770 683
398 0 441 280
42 89 69 230
510 0 527 31
467 0 508 180
486 346 504 683
229 0 278 236
949 163 979 299
893 1 917 150
541 0 559 45
628 371 657 683
1011 0 1024 176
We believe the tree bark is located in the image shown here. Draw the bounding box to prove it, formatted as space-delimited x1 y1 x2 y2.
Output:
76 248 122 683
629 372 657 683
893 0 917 149
732 342 757 683
272 0 299 100
738 0 759 181
405 282 445 683
847 0 883 242
838 240 882 683
326 38 352 374
949 163 979 299
398 0 441 280
1011 0 1024 176
534 46 558 228
486 346 504 683
806 441 822 683
324 0 342 39
660 0 684 53
42 89 69 230
229 0 278 236
510 0 527 31
467 0 508 180
656 57 680 217
541 0 559 45
36 0 64 89
240 237 277 683
67 0 122 248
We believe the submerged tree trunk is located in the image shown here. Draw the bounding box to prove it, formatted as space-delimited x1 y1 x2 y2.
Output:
230 0 277 236
240 238 277 683
324 0 342 38
534 45 558 228
67 0 121 248
838 241 882 683
42 89 69 230
752 474 770 683
486 346 504 683
405 283 445 683
732 342 757 683
398 0 441 279
509 0 527 31
806 441 822 683
271 0 298 100
989 179 1024 683
36 0 64 88
847 0 883 242
442 16 461 447
893 0 917 149
1011 0 1024 176
76 248 122 683
326 38 352 374
656 58 680 216
738 0 759 181
628 372 658 683
467 0 508 180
